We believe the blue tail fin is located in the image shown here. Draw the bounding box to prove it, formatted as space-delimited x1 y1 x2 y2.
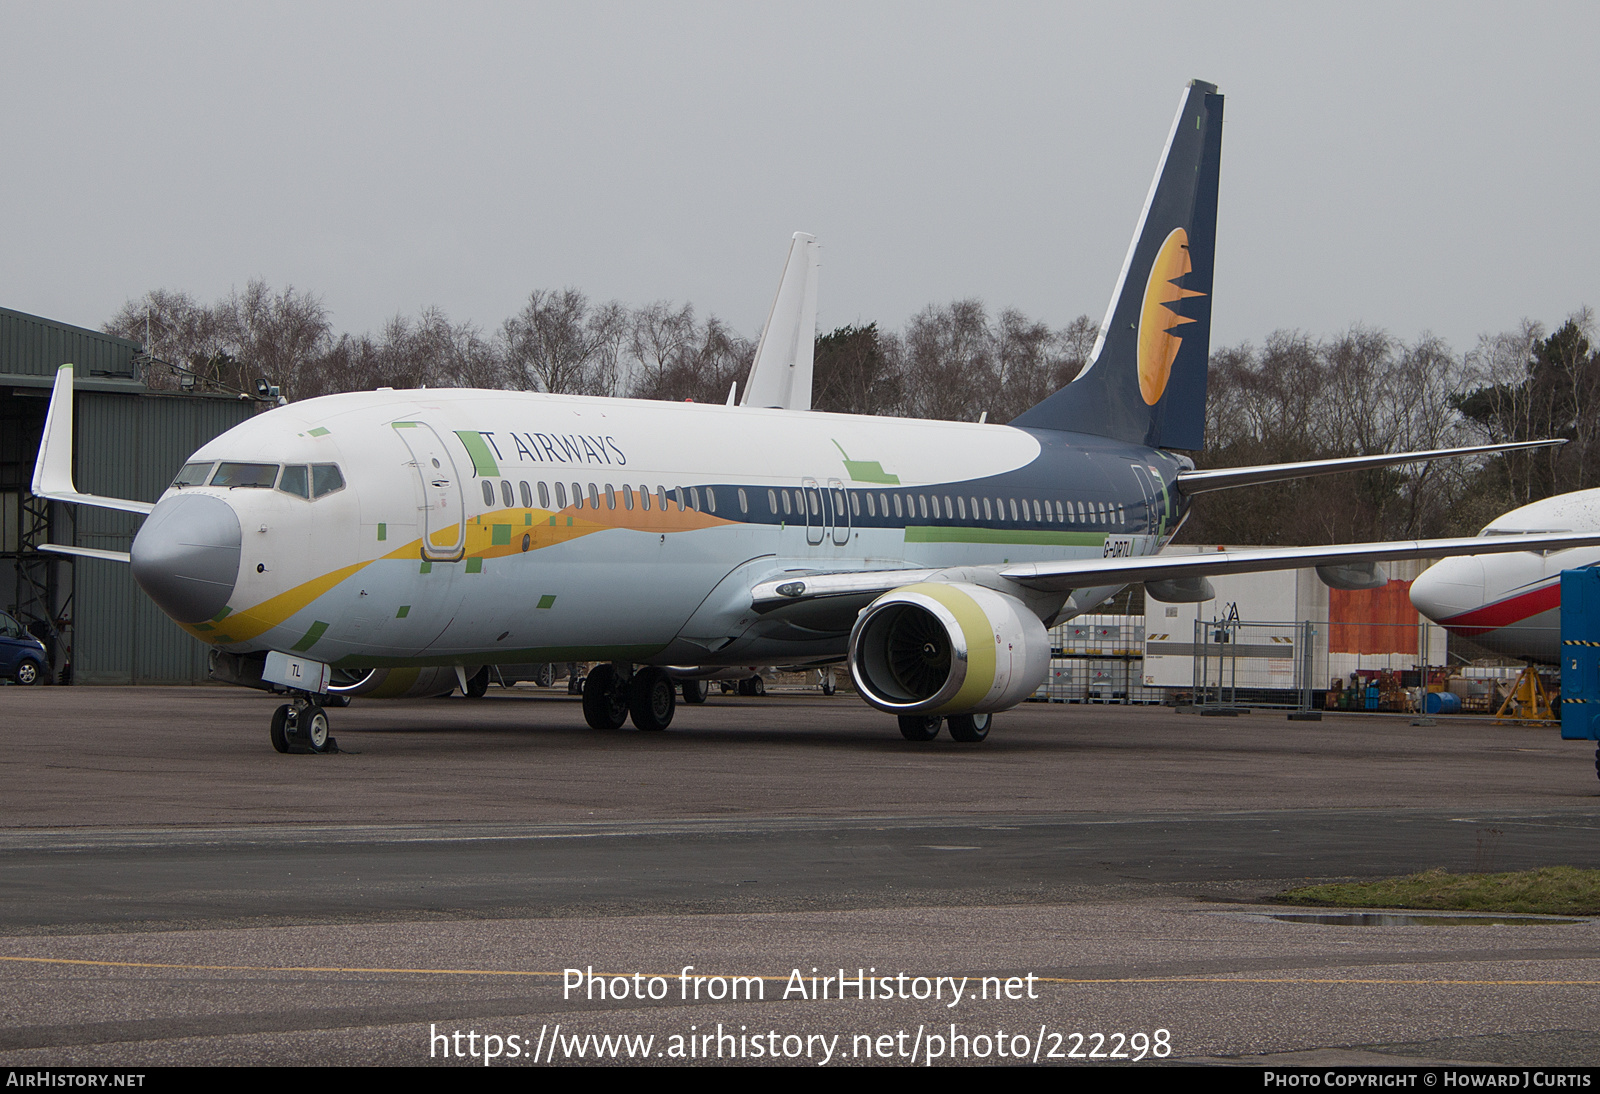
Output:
1012 80 1223 450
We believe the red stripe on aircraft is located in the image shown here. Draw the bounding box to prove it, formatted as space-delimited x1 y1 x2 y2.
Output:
1439 581 1560 637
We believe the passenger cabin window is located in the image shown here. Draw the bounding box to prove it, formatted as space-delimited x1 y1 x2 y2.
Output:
173 461 214 488
520 481 533 508
555 482 568 507
278 465 310 499
211 463 278 489
640 485 652 511
538 482 551 508
501 480 514 508
481 481 495 506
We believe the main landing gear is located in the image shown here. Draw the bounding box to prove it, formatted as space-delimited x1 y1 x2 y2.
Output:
897 712 992 743
583 663 677 731
269 693 337 754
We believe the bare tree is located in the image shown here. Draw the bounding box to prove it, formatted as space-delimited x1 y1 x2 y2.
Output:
900 300 997 421
221 281 333 400
105 289 240 391
628 301 697 397
502 289 628 396
813 322 904 416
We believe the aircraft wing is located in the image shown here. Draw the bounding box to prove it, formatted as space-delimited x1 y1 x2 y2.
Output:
1174 438 1564 495
37 544 133 563
750 530 1600 612
31 364 156 516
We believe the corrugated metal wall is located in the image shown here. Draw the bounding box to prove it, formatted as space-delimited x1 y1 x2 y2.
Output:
71 390 256 683
0 307 140 380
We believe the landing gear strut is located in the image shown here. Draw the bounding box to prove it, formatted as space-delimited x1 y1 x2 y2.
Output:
269 694 335 754
583 663 680 731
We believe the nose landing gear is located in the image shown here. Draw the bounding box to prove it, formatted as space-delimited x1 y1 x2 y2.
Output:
269 696 337 754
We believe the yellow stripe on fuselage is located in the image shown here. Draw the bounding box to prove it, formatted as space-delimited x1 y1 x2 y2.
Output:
185 505 738 647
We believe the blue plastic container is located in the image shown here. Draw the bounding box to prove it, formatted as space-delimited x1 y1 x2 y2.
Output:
1423 691 1461 715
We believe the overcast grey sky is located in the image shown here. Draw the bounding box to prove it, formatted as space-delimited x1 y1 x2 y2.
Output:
4 2 1596 354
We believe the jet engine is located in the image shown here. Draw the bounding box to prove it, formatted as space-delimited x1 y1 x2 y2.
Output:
848 582 1051 715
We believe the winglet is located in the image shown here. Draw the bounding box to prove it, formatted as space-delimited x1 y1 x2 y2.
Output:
31 364 155 516
741 232 820 410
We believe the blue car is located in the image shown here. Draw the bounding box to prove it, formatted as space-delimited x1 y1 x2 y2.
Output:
0 611 47 685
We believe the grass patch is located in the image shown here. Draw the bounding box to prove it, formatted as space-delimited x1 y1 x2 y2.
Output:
1278 867 1600 917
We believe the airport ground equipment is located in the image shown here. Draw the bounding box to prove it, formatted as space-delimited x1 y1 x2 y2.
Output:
1558 568 1600 780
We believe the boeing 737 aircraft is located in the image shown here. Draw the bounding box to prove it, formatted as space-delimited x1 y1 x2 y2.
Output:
1410 489 1600 664
33 80 1598 752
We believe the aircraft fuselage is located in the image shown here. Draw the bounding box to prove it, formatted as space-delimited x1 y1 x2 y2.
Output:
132 388 1192 673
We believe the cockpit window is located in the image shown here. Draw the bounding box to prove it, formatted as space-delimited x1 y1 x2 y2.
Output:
172 461 215 488
278 465 310 498
211 463 279 488
311 464 345 498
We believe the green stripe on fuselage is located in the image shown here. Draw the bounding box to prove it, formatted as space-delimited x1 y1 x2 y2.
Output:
453 430 501 477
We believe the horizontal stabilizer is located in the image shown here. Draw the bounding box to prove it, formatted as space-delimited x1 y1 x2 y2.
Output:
31 365 155 515
1176 438 1566 495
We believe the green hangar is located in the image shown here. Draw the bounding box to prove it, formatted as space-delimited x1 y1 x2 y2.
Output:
1 306 255 684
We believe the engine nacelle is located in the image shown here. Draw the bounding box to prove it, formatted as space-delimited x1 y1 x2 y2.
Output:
849 582 1051 716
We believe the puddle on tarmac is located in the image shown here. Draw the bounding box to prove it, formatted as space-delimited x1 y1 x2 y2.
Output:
1262 911 1586 927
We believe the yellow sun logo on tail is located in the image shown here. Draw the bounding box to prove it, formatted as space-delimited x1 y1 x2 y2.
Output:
1137 228 1206 406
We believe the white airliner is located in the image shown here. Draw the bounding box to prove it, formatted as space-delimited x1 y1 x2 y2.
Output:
1409 489 1600 664
32 80 1596 752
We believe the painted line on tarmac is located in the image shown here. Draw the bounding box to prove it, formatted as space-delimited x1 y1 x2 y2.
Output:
3 955 1599 986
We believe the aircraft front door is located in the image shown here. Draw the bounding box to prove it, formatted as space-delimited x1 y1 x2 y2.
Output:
393 421 466 562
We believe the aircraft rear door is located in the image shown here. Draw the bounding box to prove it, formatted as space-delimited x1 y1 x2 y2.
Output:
1129 463 1160 536
393 421 466 562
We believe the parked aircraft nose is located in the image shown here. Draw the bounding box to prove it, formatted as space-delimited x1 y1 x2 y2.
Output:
131 493 242 624
1408 557 1487 624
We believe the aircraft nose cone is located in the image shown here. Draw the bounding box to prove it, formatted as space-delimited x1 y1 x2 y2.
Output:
131 493 242 624
1409 557 1487 623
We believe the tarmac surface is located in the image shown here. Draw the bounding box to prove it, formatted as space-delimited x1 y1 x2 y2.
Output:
2 683 1599 1067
